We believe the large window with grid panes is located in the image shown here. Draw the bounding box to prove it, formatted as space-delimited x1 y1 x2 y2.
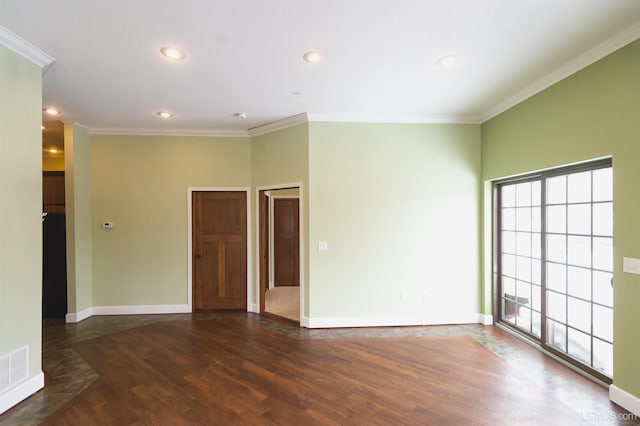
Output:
495 159 613 383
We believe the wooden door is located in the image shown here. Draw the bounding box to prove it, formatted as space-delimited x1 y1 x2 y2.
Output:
193 191 247 311
43 171 65 213
273 198 299 287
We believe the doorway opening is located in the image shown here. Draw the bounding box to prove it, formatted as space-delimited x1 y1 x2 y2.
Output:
42 120 67 319
258 184 303 323
42 171 67 318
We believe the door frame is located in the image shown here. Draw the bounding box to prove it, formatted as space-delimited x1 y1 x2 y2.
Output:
269 194 300 289
187 187 252 313
255 182 305 322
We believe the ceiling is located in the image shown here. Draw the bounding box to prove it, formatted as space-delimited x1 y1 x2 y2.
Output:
1 0 640 135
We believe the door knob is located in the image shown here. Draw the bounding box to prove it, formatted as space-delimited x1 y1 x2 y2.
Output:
194 254 202 260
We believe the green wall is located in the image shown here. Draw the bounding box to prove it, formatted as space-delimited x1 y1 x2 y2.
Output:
0 46 43 381
250 124 309 311
89 121 481 325
482 40 640 396
308 122 481 321
65 123 93 314
251 124 309 187
90 135 251 306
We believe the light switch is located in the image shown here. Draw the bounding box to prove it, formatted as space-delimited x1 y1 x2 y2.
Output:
623 257 640 275
318 241 328 251
102 221 114 229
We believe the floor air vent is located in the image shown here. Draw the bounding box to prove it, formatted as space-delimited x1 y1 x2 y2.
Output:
0 346 28 394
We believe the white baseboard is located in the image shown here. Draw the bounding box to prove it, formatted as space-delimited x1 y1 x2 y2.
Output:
65 303 266 323
65 307 490 329
479 314 494 325
92 304 190 316
0 372 44 415
66 304 190 323
305 313 489 329
610 385 640 416
65 307 93 323
300 316 310 328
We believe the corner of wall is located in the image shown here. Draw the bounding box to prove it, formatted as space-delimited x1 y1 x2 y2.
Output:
64 123 93 315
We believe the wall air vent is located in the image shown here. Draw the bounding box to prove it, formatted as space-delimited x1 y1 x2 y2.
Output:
0 345 28 394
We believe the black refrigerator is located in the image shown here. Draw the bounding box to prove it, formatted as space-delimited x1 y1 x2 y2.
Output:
42 212 67 318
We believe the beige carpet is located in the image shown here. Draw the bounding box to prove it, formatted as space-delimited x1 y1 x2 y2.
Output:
265 286 300 322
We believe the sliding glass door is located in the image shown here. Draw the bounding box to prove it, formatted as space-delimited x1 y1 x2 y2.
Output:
498 178 542 337
496 160 613 382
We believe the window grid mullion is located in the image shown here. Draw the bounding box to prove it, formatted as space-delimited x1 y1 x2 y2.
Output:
540 176 548 346
496 159 613 383
590 171 595 369
564 176 569 353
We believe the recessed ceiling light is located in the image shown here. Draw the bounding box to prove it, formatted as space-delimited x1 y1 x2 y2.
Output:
303 51 321 64
160 47 185 61
46 148 61 154
45 108 59 116
437 55 458 67
157 111 173 119
234 112 248 119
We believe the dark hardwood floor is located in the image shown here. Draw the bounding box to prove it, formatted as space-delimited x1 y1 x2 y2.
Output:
1 313 637 425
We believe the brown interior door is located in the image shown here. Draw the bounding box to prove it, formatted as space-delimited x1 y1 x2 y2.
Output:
193 191 247 311
273 198 300 287
43 171 65 213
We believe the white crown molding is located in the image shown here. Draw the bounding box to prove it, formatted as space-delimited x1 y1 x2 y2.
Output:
248 113 309 137
61 121 89 129
482 22 640 122
89 111 482 140
0 25 54 70
89 127 249 138
306 113 482 124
